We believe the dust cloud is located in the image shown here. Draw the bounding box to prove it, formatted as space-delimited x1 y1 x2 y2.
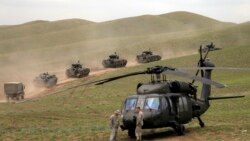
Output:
0 16 208 101
0 45 105 101
0 44 196 101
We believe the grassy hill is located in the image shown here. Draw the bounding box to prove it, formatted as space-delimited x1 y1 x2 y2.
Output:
1 11 250 98
0 19 94 40
0 45 249 140
0 10 249 140
0 11 233 52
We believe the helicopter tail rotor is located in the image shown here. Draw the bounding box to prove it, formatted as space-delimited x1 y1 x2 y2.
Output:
192 42 214 84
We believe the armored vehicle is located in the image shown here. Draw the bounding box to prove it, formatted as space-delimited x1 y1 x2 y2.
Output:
66 61 90 78
102 52 127 68
33 72 57 88
136 50 161 63
4 82 25 101
200 42 221 53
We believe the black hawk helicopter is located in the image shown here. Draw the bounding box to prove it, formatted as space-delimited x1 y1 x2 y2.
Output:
82 43 247 137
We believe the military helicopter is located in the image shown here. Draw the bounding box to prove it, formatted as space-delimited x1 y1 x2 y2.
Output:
83 43 247 137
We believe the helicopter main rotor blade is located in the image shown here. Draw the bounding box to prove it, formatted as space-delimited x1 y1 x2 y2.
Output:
177 67 250 71
95 71 146 85
162 69 225 88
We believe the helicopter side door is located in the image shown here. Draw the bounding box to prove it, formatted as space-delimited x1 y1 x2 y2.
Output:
159 96 171 126
176 96 192 123
169 95 192 124
142 95 162 128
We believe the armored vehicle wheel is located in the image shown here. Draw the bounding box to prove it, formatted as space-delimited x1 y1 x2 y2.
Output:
46 80 57 88
66 69 73 78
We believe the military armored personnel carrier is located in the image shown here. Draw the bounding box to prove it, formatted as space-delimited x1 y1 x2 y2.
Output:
66 61 90 78
136 50 161 63
200 42 221 53
102 52 127 68
4 82 25 101
33 72 57 88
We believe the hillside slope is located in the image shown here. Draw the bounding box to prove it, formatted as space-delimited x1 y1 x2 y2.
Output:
0 11 249 99
0 19 94 40
0 11 233 51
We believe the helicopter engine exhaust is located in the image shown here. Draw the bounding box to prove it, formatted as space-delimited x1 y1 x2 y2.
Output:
171 81 193 93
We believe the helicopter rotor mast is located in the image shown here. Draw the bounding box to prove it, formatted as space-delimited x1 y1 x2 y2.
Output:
192 43 211 84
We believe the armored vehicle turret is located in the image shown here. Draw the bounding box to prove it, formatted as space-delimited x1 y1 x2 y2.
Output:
136 50 161 63
102 52 127 68
4 82 25 101
33 72 57 88
66 61 90 78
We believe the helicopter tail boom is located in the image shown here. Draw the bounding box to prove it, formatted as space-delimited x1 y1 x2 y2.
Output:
208 95 245 100
200 61 214 103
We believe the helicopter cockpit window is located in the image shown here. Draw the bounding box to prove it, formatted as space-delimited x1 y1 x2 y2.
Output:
125 98 137 111
144 97 160 110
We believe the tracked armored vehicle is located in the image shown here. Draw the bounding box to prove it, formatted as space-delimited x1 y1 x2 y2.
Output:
66 61 90 78
136 50 161 63
33 72 57 88
102 53 127 68
200 42 221 53
4 82 25 101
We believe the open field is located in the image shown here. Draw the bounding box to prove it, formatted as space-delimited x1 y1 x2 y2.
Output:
0 11 250 140
0 45 249 140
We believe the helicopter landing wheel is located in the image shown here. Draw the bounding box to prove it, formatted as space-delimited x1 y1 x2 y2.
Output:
128 128 135 138
200 122 205 128
175 124 185 136
197 117 205 128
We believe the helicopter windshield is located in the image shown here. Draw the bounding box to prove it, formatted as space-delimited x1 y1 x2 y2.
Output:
125 98 137 110
144 97 160 110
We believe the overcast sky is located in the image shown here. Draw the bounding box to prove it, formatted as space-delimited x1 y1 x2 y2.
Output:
1 0 250 25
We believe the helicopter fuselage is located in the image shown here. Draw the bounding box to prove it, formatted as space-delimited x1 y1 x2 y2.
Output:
121 92 196 129
120 77 211 135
